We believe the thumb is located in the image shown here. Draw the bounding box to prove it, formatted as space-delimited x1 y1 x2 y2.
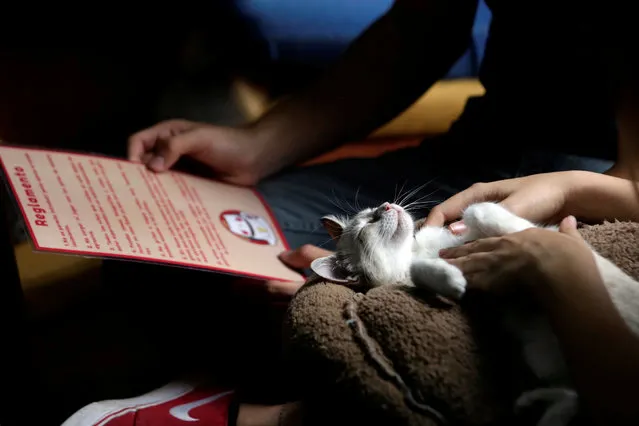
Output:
558 215 583 239
149 129 208 172
279 244 335 269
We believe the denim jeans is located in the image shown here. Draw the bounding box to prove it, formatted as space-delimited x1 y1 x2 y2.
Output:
257 135 613 251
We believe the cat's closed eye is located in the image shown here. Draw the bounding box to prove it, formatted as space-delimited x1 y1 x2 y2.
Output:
368 212 381 223
356 223 369 242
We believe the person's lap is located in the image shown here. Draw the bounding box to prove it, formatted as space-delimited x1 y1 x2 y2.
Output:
99 133 613 402
258 135 614 251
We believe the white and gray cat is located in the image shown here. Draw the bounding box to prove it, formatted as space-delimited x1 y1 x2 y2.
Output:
311 201 639 426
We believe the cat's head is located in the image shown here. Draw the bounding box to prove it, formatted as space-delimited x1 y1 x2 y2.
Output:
311 202 415 286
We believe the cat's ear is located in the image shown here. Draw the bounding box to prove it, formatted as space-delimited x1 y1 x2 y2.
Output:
321 215 345 241
310 255 357 284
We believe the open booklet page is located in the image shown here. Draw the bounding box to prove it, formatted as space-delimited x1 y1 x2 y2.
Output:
0 145 303 282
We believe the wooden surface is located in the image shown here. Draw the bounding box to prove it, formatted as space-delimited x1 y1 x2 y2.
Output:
371 79 485 137
0 187 29 426
14 242 102 319
302 137 423 166
232 77 485 138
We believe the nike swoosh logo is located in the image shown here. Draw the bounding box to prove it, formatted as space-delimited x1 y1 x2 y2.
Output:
169 390 234 422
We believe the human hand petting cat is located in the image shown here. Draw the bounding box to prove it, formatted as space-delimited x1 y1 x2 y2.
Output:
439 215 594 294
425 171 585 234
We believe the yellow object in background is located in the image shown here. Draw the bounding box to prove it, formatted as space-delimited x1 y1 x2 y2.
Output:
232 77 485 138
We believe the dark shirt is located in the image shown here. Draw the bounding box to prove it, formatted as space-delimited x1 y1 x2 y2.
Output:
452 0 619 161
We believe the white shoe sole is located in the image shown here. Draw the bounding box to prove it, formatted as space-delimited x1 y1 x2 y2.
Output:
60 381 197 426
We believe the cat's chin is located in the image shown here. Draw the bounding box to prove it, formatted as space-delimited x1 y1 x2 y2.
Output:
390 211 414 242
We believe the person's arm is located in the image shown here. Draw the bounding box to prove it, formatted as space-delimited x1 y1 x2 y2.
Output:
532 245 639 425
601 9 639 180
440 220 639 424
605 91 639 180
566 171 639 223
246 0 479 180
425 170 639 230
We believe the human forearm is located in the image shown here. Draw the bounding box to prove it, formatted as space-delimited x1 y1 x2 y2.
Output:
565 171 639 223
603 123 639 179
247 0 478 179
604 80 639 179
533 251 639 425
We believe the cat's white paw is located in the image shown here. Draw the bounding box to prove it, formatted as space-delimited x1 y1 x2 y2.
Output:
463 202 534 237
410 259 467 300
515 387 575 409
515 388 579 426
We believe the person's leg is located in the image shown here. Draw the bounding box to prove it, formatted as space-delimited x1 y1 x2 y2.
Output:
512 149 613 176
257 136 522 252
86 143 613 426
257 141 614 278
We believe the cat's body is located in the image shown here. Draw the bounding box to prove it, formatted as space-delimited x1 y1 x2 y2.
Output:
311 201 639 426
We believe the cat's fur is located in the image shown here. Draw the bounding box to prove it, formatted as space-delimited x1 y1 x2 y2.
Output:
311 201 639 426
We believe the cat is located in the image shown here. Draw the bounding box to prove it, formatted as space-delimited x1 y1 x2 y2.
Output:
311 201 639 426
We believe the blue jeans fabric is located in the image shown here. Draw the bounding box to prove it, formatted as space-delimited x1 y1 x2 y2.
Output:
257 136 613 251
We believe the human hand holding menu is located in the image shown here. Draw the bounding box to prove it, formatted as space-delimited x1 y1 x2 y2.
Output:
0 145 304 282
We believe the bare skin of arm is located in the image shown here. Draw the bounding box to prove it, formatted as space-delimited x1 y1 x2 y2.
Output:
602 10 639 179
565 171 639 223
245 0 479 181
442 224 639 425
128 0 479 185
605 90 639 180
530 237 639 425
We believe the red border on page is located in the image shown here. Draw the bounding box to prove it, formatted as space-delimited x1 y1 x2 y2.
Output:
0 145 298 283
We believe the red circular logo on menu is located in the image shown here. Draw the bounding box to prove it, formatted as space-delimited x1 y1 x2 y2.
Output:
219 210 277 246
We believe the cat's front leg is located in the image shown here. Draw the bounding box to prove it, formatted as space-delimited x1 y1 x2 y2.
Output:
515 387 579 426
410 258 466 300
592 252 639 336
462 202 539 237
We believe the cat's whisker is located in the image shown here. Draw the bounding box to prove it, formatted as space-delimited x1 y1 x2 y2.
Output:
397 182 430 207
393 180 408 205
344 198 358 216
405 206 439 214
325 196 348 215
397 180 423 206
317 236 338 249
403 195 438 207
327 189 356 215
309 223 326 233
400 187 440 210
403 199 441 212
403 201 433 212
396 186 420 207
405 199 440 207
398 178 440 207
354 186 362 211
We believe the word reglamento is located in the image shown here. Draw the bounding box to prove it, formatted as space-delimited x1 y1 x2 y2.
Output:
14 166 48 227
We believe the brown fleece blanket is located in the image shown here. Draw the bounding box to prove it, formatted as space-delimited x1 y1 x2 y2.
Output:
282 221 639 426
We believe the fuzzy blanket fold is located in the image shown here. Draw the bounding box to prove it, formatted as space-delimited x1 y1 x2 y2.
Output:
283 221 639 426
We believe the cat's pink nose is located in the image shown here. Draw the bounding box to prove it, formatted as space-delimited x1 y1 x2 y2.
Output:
384 203 391 211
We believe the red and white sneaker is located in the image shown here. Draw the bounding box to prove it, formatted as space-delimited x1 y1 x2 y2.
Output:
61 381 235 426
